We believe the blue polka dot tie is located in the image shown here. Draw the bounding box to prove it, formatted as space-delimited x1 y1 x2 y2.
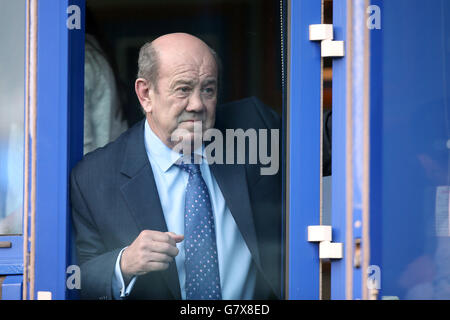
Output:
177 157 222 300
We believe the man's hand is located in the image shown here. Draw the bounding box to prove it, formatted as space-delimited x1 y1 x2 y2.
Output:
120 230 184 281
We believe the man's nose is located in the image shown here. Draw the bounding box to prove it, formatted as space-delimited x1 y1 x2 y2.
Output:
186 90 204 112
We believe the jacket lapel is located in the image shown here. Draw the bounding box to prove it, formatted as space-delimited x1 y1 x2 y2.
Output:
119 120 181 299
209 162 262 270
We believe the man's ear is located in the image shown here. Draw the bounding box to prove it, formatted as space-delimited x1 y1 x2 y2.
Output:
135 78 153 113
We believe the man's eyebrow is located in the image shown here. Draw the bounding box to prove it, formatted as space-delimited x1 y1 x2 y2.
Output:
202 79 217 86
171 79 197 88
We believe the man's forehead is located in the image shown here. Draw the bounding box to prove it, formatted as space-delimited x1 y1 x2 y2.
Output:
157 51 218 79
152 33 217 74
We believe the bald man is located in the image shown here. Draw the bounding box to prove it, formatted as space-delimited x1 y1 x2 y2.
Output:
70 33 283 300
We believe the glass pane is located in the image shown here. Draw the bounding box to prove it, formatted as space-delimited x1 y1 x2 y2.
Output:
0 0 25 235
373 0 450 299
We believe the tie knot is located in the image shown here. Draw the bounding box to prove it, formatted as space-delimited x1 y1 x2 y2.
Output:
177 158 201 175
178 163 201 175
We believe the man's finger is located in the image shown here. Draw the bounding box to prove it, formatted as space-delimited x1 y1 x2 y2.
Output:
150 241 179 257
149 231 176 246
147 252 174 264
166 232 184 243
147 261 169 272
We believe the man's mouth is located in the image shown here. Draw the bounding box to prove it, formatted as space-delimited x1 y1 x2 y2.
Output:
181 119 202 123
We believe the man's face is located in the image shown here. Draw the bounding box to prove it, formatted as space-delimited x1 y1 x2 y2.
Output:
145 40 218 150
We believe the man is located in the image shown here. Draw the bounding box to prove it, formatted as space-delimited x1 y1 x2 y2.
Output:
71 33 284 299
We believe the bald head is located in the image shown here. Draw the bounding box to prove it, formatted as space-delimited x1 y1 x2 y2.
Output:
137 33 220 90
152 33 213 57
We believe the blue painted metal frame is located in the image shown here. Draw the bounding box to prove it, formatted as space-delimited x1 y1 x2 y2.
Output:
35 0 84 300
331 0 370 300
288 0 322 299
369 0 383 298
331 0 349 300
350 0 369 300
1 275 23 300
280 0 287 300
0 236 23 275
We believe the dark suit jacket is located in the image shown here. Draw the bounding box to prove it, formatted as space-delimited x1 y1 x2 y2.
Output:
71 97 285 300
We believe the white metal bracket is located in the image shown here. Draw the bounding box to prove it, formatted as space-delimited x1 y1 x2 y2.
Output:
309 24 345 57
308 225 343 260
37 291 52 300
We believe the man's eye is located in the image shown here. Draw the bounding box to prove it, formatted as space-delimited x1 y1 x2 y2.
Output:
202 87 215 94
178 87 191 93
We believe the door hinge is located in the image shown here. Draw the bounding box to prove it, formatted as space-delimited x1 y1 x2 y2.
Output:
308 225 343 260
309 24 345 57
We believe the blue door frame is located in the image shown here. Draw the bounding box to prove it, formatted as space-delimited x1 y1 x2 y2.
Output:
29 0 327 300
287 0 372 300
331 0 372 300
287 0 322 299
27 0 363 300
330 0 351 300
29 0 326 300
24 0 84 300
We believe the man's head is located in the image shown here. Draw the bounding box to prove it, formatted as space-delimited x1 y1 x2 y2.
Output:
135 33 219 150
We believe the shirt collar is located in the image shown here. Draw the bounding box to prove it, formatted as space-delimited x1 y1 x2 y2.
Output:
144 120 205 173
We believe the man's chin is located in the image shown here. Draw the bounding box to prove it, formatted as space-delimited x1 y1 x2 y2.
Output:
170 131 203 153
177 120 205 131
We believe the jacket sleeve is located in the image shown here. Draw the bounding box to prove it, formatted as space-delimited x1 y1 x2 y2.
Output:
70 168 122 300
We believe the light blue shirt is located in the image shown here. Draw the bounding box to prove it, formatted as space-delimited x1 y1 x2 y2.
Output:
112 121 256 299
